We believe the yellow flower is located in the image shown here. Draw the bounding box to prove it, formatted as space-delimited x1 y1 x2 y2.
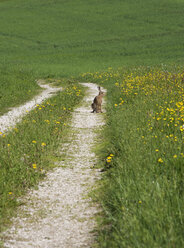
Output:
0 132 2 135
114 104 118 107
110 154 114 157
8 192 13 195
32 164 37 169
173 155 177 158
158 158 163 163
32 140 37 144
41 142 46 147
7 144 11 147
155 149 159 152
180 126 184 132
138 200 142 204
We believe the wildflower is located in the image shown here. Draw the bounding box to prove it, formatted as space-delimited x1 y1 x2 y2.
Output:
114 104 118 107
138 200 142 204
32 140 37 144
180 125 184 132
0 132 2 135
158 158 163 163
110 154 114 157
8 192 13 195
32 164 37 169
7 144 11 147
41 142 46 147
106 156 112 163
155 149 159 152
173 155 177 158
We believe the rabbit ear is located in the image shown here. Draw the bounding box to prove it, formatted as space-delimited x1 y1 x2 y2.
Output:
98 86 101 91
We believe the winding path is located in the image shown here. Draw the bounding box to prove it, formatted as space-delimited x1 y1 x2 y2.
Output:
3 83 106 248
0 80 62 134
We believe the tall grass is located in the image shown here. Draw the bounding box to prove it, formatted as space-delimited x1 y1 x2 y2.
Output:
80 66 184 247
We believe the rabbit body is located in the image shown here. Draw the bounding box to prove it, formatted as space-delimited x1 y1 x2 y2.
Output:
91 86 104 113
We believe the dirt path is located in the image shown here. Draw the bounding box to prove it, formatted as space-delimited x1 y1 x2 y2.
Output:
3 83 106 248
0 80 62 134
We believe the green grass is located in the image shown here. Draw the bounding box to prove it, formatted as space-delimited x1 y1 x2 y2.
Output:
0 80 83 232
0 0 184 77
0 66 40 115
80 67 184 247
1 0 184 111
1 0 184 247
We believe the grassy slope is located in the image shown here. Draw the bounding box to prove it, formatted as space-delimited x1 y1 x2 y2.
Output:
1 0 184 113
0 0 184 77
0 0 184 113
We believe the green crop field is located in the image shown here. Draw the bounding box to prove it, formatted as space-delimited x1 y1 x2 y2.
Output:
0 0 184 77
0 0 184 247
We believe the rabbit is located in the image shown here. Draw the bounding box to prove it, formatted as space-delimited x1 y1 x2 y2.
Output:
91 86 105 113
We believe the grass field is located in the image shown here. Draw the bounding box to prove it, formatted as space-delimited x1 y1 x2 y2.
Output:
80 67 184 247
0 0 184 247
0 0 184 77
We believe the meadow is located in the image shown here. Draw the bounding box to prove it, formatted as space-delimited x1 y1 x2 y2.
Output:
80 66 184 247
0 0 184 247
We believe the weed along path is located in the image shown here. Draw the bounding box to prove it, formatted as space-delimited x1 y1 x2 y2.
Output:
0 80 62 134
3 83 106 248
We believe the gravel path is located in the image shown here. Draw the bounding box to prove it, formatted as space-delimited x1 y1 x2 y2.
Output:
2 83 106 248
0 79 62 134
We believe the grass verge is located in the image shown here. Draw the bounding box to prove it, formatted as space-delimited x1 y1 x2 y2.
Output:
0 66 40 116
80 66 184 247
0 79 84 233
